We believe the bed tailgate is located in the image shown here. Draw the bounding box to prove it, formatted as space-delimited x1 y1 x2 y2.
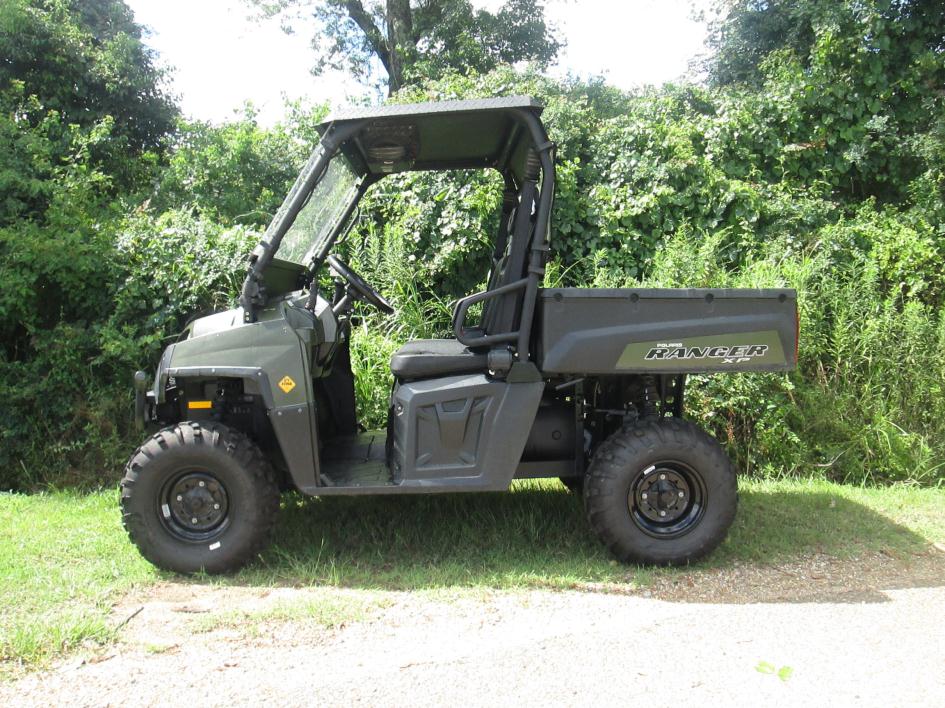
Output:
537 288 798 375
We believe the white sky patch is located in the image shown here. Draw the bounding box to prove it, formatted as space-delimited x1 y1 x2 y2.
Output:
126 0 712 125
544 0 712 89
126 0 365 125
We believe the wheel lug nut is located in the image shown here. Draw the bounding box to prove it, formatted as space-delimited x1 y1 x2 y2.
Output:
659 473 666 480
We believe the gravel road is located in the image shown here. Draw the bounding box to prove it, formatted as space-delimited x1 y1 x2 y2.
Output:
3 551 943 707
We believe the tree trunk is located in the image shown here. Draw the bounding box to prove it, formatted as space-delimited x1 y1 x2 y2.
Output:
385 0 413 95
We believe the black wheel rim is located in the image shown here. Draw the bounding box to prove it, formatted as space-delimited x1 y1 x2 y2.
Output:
158 470 230 542
628 461 706 539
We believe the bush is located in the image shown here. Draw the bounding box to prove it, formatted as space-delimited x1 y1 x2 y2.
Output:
152 102 327 227
4 55 945 489
0 208 258 490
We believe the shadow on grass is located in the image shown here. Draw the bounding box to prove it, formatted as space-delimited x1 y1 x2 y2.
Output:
206 481 942 598
702 487 945 604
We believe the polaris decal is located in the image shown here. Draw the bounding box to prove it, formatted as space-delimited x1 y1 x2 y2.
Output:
645 343 769 363
616 330 787 371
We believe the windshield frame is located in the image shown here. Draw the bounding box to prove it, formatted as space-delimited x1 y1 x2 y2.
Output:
239 121 367 319
276 151 364 266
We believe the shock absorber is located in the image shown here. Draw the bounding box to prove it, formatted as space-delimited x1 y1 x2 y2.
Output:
641 375 659 420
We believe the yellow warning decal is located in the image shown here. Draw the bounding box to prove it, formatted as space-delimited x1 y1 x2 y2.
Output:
278 375 296 393
187 400 213 410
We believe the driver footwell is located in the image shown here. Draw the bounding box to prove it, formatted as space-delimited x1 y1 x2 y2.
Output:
320 431 393 488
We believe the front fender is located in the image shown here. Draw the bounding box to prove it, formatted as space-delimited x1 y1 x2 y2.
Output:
145 303 321 490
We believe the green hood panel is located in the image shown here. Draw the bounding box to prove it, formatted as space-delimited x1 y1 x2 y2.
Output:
168 296 319 408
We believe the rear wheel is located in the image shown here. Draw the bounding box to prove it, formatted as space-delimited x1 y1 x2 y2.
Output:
584 419 737 565
120 422 279 574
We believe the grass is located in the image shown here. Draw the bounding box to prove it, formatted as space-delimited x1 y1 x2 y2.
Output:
0 491 158 675
234 478 945 590
1 479 943 675
189 593 378 637
144 642 175 655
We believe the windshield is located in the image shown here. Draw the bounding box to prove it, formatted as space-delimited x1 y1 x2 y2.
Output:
277 152 361 264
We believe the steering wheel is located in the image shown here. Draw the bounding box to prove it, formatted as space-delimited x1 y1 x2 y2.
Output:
326 254 395 315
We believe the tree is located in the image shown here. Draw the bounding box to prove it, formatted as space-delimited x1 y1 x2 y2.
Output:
699 0 945 202
703 0 945 88
0 0 181 486
0 0 178 185
250 0 562 94
152 102 329 227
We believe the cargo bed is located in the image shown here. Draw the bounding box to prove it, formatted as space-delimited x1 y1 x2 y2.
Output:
537 288 798 374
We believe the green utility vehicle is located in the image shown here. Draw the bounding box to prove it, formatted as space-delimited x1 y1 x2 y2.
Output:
122 97 798 574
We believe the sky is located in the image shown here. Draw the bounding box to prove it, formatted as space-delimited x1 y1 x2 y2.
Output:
125 0 713 125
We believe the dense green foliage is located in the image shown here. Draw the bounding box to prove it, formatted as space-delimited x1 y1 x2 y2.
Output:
0 2 315 486
704 0 945 90
0 0 177 186
1 0 944 489
151 103 328 227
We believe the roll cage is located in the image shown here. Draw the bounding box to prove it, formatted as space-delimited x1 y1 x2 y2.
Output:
238 96 555 363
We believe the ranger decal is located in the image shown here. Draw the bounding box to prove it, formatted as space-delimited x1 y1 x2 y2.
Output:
615 330 786 370
645 344 769 363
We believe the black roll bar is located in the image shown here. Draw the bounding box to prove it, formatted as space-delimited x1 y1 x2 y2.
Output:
453 109 555 361
453 278 528 347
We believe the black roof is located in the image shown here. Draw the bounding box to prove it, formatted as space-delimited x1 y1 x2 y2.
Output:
317 96 544 178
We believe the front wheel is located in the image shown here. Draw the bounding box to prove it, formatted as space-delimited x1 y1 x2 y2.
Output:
120 422 280 574
584 419 737 565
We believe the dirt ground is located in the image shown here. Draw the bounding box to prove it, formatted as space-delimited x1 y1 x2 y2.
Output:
3 550 944 707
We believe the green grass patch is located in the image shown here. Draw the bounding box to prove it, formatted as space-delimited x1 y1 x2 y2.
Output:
190 593 376 637
144 642 176 655
1 479 943 674
719 479 945 563
232 478 945 591
0 491 158 675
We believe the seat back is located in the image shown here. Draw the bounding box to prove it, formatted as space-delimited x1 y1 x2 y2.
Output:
479 211 512 334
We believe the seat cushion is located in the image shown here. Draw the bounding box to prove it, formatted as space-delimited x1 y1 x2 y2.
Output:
390 339 488 380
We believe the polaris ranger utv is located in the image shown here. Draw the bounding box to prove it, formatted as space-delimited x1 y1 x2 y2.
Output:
122 97 798 574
